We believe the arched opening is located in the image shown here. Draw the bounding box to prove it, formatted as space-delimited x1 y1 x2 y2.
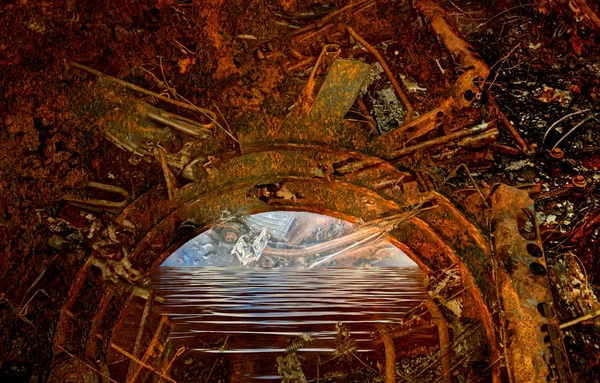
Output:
149 211 436 381
52 149 505 383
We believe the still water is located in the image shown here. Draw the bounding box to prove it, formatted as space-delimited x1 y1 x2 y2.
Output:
152 266 429 381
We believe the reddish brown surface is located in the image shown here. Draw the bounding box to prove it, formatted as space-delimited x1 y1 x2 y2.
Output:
1 0 600 381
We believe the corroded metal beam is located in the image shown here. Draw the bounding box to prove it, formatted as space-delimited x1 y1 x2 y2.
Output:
490 185 572 382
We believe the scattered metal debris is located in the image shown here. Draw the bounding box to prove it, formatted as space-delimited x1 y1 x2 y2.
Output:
3 0 599 381
348 26 414 121
69 61 216 130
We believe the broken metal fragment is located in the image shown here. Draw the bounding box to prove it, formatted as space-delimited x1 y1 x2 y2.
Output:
158 146 178 200
424 299 452 383
550 255 600 328
381 332 396 383
98 97 211 175
69 61 216 129
372 0 492 159
61 181 130 211
415 0 490 98
490 185 572 382
389 121 497 160
146 110 212 138
347 26 414 121
242 58 372 150
70 62 220 182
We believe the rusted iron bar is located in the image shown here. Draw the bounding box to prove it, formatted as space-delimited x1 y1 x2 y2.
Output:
291 0 376 37
126 316 172 383
381 333 397 383
347 27 414 122
415 0 490 81
86 287 116 361
133 286 165 303
158 147 177 200
424 299 452 383
69 61 216 130
487 94 528 151
294 44 340 115
390 122 494 160
454 127 499 149
147 111 211 138
415 0 489 113
110 342 178 383
127 289 156 380
61 181 130 210
560 307 600 329
573 0 600 29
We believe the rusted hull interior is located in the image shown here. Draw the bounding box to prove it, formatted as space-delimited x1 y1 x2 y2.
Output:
1 0 600 382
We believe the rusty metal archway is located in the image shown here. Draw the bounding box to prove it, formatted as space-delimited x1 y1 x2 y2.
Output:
49 1 572 380
51 145 569 382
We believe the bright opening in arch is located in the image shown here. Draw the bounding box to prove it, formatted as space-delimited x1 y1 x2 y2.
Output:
161 211 418 268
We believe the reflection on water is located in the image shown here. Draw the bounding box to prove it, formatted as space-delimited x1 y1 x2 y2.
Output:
152 266 430 381
154 212 431 381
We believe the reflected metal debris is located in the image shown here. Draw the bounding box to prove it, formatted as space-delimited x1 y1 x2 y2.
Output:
152 266 431 381
163 211 417 269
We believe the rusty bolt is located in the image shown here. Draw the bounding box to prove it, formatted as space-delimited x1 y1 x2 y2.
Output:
549 147 564 159
572 175 587 188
